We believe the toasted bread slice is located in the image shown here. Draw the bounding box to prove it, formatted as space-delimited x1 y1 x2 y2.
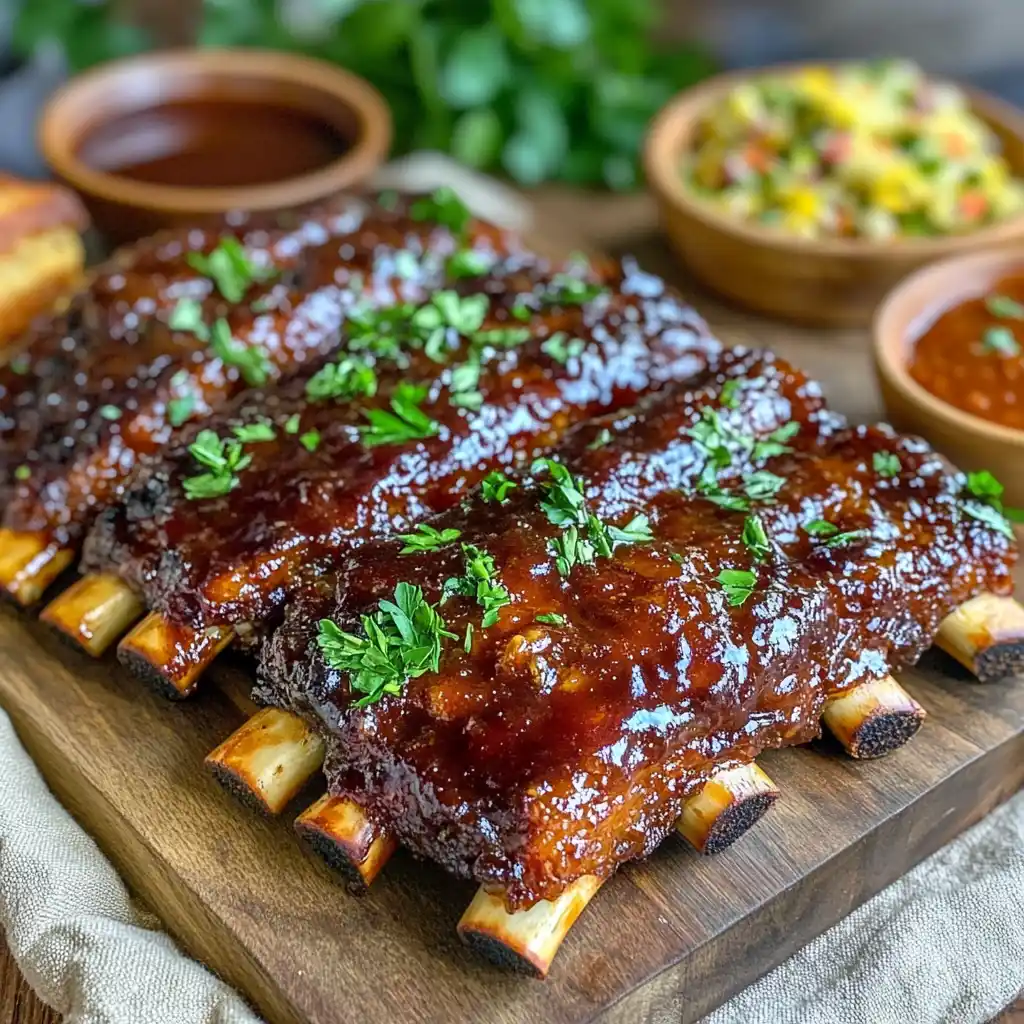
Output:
0 176 88 347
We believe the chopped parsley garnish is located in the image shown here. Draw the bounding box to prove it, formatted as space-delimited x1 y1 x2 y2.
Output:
231 421 276 444
13 464 30 481
717 568 757 607
742 514 771 563
536 612 567 626
464 622 474 653
532 458 653 576
299 429 321 452
752 421 799 461
873 451 901 478
183 429 252 500
306 357 377 403
961 469 1021 539
359 382 441 447
985 294 1024 320
472 327 532 349
982 326 1021 356
167 393 196 428
743 470 786 501
210 319 270 387
442 543 511 628
448 357 483 410
316 582 457 708
587 427 614 450
410 187 473 238
511 301 532 321
377 189 399 211
803 519 871 547
397 523 462 554
446 249 492 278
392 250 420 280
9 355 30 375
480 470 517 504
99 404 121 421
284 414 301 435
541 332 586 365
187 237 275 303
543 274 606 307
720 378 742 409
168 298 209 340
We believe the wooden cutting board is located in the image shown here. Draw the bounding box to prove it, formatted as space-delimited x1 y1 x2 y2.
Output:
1 193 1022 1024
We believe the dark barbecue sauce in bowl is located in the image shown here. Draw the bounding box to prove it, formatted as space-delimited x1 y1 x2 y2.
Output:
76 100 352 190
909 272 1024 431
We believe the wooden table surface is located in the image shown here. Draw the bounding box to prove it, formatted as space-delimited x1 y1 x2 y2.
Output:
1 187 1021 1023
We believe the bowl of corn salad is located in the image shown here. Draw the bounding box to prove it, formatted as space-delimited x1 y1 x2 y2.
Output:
645 61 1024 326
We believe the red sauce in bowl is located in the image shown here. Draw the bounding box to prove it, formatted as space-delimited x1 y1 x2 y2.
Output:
909 272 1024 430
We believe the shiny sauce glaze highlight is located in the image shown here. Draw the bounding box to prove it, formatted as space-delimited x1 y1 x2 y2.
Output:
908 272 1024 430
84 260 719 631
263 399 1014 908
3 197 518 546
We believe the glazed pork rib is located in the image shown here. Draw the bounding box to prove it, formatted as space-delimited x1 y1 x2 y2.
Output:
1 191 518 604
71 256 720 694
251 386 1016 968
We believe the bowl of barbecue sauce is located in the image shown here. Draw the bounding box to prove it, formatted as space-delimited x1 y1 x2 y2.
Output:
39 49 391 242
875 248 1024 504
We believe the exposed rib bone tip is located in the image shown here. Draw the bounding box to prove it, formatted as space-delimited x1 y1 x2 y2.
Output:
677 761 779 854
937 593 1024 683
0 530 74 607
295 793 397 888
822 675 925 760
40 573 144 656
457 876 602 978
206 708 326 815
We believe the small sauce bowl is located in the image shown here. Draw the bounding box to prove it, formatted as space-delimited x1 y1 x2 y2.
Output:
39 48 392 242
874 248 1024 504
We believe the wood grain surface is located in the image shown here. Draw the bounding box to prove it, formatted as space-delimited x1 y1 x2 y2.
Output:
1 188 1023 1024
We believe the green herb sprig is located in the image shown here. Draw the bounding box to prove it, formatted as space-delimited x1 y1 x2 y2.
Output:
182 430 253 500
398 523 462 554
443 543 511 628
359 382 441 447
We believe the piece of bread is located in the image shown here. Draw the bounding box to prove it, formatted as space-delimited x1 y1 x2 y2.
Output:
0 175 88 347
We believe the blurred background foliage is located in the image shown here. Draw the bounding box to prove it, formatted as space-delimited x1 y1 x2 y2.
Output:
11 0 714 189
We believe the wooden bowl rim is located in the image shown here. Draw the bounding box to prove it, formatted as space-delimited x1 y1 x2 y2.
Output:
873 246 1024 448
643 62 1024 260
39 48 392 215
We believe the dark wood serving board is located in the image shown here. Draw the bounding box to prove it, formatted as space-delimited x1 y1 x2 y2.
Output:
1 197 1023 1024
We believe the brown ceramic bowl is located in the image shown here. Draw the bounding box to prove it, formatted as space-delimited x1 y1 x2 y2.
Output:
39 48 392 242
874 248 1024 505
644 64 1024 326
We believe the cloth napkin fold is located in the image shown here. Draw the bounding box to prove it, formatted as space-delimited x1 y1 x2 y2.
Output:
1 157 1021 1023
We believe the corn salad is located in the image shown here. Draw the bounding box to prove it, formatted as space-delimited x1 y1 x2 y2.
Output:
684 61 1024 241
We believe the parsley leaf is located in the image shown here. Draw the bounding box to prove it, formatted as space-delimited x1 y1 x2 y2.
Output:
982 326 1021 356
536 612 567 626
359 382 441 447
13 464 29 481
232 421 276 443
587 427 613 450
985 294 1024 320
743 470 786 501
183 430 252 500
449 357 483 410
284 414 301 435
543 274 606 307
533 458 588 527
480 470 518 504
542 332 586 364
549 524 596 577
966 470 1005 502
299 429 321 452
187 237 275 303
9 355 30 375
605 513 655 546
442 543 511 628
873 451 901 478
398 524 462 554
753 421 799 461
742 514 771 563
210 319 270 387
305 357 378 402
99 404 121 421
720 378 742 409
316 582 458 707
168 298 209 340
410 187 472 238
803 519 871 547
168 393 196 427
962 470 1019 539
717 568 757 606
472 327 533 349
446 249 492 278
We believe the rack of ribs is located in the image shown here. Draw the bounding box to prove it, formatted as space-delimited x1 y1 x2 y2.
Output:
1 191 520 604
56 246 720 693
243 357 1018 974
